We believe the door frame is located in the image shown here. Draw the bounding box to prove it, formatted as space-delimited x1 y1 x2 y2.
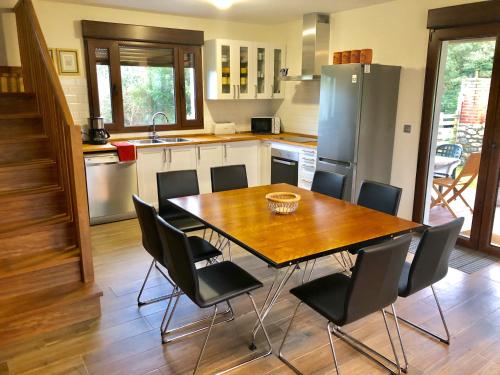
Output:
413 1 500 254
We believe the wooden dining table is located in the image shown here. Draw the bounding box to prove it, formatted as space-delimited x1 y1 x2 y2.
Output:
168 183 423 348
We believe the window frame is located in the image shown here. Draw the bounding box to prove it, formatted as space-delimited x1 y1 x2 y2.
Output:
84 36 204 133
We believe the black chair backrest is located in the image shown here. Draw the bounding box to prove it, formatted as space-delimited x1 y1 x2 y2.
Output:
344 234 411 324
210 164 248 192
402 217 464 296
132 195 164 266
311 170 346 199
155 215 198 301
436 144 463 159
357 180 402 216
157 170 200 219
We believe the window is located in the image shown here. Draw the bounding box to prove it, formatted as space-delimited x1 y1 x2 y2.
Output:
84 22 204 133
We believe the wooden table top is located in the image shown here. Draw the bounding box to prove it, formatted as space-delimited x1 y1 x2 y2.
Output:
169 184 423 268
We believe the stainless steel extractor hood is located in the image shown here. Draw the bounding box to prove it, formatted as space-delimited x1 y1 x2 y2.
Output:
281 13 330 81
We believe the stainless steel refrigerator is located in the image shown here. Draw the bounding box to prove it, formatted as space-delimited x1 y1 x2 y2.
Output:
316 64 401 201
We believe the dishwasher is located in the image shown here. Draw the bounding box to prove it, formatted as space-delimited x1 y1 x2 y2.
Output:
84 152 138 225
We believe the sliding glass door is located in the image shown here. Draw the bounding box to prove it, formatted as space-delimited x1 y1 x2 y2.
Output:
415 22 500 255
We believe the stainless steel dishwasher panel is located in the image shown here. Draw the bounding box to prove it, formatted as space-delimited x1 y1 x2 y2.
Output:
85 152 138 225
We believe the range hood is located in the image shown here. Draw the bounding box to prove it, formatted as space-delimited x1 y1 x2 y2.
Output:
281 13 330 81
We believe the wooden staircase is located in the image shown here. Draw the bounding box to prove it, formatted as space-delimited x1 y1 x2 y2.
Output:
0 0 102 349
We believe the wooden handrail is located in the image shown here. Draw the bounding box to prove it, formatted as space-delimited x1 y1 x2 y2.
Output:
14 0 94 282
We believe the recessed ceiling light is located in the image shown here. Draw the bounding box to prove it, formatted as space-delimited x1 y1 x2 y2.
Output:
209 0 234 10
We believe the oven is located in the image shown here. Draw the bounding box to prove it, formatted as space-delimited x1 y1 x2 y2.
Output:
271 148 299 186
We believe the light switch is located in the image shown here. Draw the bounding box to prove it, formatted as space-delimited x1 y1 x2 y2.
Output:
403 124 412 133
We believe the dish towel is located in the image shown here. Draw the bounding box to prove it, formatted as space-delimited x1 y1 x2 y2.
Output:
111 141 136 162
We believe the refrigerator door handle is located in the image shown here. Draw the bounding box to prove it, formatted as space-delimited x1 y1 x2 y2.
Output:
318 157 352 168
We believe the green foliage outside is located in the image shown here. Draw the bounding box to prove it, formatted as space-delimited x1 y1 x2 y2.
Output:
97 64 195 126
121 66 176 126
440 40 495 114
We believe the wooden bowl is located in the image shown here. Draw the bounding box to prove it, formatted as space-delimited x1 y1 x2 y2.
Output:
265 192 301 214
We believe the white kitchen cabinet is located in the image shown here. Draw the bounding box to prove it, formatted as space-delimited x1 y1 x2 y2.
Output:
260 141 272 185
205 39 285 100
268 45 286 99
167 146 197 171
223 141 260 187
196 144 224 193
136 147 166 207
136 145 196 206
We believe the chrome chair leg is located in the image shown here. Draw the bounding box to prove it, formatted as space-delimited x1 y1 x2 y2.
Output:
386 285 450 344
216 293 273 375
390 304 408 372
161 295 234 344
332 311 403 375
327 322 341 374
137 260 179 306
381 309 402 375
278 301 303 374
193 304 218 374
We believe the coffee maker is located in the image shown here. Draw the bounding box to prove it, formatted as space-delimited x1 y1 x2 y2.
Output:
89 117 110 145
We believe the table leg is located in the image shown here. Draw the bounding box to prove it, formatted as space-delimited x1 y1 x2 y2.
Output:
249 264 299 350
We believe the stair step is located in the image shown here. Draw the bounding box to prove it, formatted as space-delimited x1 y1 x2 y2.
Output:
0 187 67 232
0 282 102 346
0 93 37 115
0 136 50 165
0 115 43 137
0 159 58 194
0 220 75 261
0 253 81 301
0 246 80 279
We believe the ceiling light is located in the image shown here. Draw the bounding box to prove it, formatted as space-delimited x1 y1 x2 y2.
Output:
209 0 234 10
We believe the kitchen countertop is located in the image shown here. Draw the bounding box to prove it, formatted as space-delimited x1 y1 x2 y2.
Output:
82 132 317 153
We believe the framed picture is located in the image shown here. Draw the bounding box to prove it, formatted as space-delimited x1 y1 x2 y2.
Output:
56 48 80 75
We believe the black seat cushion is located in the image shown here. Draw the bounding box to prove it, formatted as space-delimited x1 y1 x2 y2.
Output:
163 214 206 233
290 273 351 326
188 236 222 263
196 261 262 307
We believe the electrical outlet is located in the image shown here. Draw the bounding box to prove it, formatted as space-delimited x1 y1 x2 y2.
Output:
403 124 412 133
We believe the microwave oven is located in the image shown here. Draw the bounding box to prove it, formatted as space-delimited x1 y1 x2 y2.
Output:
251 116 281 134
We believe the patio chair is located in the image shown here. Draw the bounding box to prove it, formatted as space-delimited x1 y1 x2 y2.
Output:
431 152 481 218
434 143 463 178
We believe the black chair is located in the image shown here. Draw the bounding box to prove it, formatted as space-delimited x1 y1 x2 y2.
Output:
155 216 272 374
210 164 248 192
133 195 221 306
311 170 346 199
390 217 464 369
210 164 249 257
357 180 402 216
279 235 412 375
157 170 206 233
334 180 403 269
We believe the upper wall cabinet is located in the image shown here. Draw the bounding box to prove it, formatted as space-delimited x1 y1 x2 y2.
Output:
204 39 285 100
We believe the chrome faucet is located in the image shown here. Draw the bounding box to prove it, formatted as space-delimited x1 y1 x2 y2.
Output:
151 112 169 140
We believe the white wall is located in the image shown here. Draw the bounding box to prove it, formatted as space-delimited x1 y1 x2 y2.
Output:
276 0 480 219
2 0 285 134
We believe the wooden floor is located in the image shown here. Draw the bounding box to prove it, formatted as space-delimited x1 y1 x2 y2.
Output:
1 218 500 375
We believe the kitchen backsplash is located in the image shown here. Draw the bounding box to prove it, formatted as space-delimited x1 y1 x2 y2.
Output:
276 81 320 135
59 77 90 128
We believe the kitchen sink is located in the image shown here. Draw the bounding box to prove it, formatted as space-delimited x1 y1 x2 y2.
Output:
128 139 167 145
158 138 190 143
